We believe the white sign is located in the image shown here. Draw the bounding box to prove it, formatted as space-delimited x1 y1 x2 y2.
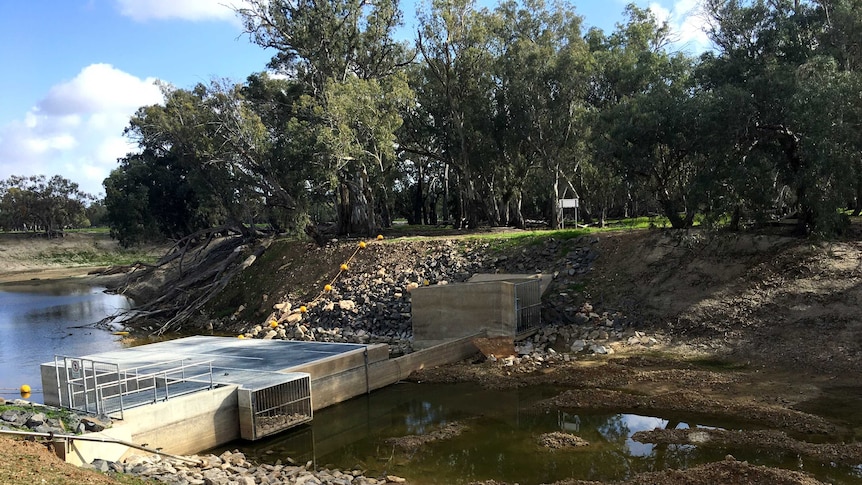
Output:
70 360 81 378
558 198 579 208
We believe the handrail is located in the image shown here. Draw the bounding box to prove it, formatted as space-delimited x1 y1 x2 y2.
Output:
54 356 216 419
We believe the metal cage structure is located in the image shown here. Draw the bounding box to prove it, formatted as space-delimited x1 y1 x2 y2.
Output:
514 278 542 334
238 373 312 440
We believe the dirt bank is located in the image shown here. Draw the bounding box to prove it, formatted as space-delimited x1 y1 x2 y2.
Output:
0 232 160 284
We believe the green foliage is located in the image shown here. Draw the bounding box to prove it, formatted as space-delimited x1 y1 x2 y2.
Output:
36 247 155 267
699 0 862 234
97 0 862 243
239 0 412 235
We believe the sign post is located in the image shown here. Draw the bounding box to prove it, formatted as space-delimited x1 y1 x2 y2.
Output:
558 198 579 228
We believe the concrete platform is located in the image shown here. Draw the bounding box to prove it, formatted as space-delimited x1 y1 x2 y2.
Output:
62 336 369 386
39 334 483 464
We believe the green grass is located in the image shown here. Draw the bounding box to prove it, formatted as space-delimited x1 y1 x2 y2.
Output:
36 249 158 267
0 404 83 434
463 228 592 251
64 227 111 234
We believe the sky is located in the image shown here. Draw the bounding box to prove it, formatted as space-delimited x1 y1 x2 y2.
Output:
0 0 710 198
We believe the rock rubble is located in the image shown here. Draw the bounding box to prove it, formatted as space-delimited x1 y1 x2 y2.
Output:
89 449 406 485
236 236 666 366
495 304 667 373
0 398 112 435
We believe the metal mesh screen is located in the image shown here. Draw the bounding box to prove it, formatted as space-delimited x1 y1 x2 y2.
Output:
250 376 313 440
514 279 542 334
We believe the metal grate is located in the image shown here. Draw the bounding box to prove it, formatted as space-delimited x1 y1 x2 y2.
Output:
239 374 312 440
514 279 542 334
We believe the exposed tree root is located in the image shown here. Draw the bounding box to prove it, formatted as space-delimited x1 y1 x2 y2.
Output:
114 226 273 336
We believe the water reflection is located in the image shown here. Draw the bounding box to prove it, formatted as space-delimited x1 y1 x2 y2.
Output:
0 282 132 403
218 382 861 485
212 384 704 484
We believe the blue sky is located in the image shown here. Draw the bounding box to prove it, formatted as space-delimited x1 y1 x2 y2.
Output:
0 0 709 197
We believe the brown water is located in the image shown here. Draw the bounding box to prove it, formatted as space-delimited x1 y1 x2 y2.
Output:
216 382 862 484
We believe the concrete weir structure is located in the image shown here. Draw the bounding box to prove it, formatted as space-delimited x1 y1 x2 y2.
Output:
40 334 479 465
410 273 551 349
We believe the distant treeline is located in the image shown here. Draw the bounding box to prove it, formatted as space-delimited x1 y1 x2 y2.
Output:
0 175 106 236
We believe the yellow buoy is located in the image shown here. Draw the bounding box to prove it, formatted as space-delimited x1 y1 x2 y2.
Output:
376 234 384 240
340 263 349 271
269 320 278 328
237 334 245 339
358 241 366 248
324 284 333 292
300 305 308 313
112 331 129 336
20 384 31 394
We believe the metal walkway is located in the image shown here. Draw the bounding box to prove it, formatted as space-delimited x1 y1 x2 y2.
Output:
48 337 368 424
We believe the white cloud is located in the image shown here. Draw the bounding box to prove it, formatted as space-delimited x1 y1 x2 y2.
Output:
0 64 164 197
649 0 712 54
115 0 252 23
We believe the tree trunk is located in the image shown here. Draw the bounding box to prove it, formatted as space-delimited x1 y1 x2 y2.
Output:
660 198 691 229
854 164 862 217
511 192 525 229
443 164 450 223
412 161 424 225
336 167 376 235
550 169 562 229
730 205 742 231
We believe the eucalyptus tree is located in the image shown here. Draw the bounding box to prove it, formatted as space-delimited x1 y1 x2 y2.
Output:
104 150 204 247
107 73 326 248
0 175 92 235
237 0 412 235
812 0 862 216
489 0 593 228
588 6 710 228
702 0 861 233
397 61 453 225
119 82 283 238
413 0 499 228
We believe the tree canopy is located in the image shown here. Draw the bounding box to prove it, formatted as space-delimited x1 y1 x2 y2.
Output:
102 0 862 244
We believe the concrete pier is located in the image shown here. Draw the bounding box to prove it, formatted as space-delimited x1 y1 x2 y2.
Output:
40 334 482 464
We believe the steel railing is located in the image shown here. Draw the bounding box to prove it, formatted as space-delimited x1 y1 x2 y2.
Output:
54 356 214 419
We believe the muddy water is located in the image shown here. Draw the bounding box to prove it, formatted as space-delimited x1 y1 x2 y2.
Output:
219 382 862 484
796 386 862 444
0 280 132 403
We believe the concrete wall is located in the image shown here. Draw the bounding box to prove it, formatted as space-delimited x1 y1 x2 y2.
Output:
60 385 239 465
411 281 522 349
369 333 482 387
283 344 389 411
119 385 240 456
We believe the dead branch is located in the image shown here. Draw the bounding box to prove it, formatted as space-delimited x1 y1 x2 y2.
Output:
112 226 273 335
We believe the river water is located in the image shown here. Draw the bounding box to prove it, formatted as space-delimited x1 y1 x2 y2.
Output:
0 279 131 403
211 381 862 485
